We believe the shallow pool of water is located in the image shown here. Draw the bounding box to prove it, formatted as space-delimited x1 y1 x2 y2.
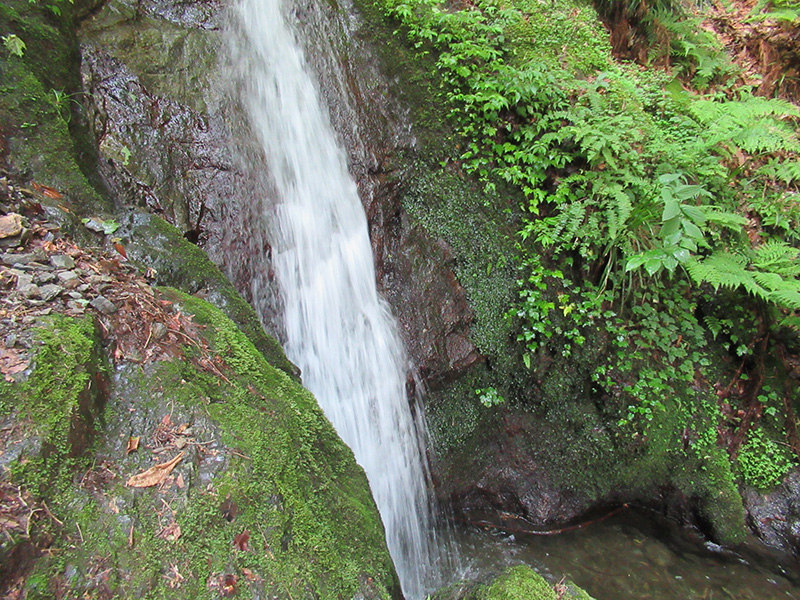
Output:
451 509 799 599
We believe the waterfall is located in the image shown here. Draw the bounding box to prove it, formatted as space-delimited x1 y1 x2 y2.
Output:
231 0 445 596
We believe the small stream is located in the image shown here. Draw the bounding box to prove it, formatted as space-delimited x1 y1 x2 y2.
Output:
452 509 799 599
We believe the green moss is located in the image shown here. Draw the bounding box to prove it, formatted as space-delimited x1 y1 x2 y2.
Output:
123 214 299 380
163 290 398 597
0 0 110 215
481 567 556 600
431 566 596 600
24 292 400 599
7 315 107 496
403 170 518 367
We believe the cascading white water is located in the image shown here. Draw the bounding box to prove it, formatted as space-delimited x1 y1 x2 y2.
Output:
232 0 443 596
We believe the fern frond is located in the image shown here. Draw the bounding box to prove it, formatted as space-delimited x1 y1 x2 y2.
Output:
753 240 800 275
686 252 752 290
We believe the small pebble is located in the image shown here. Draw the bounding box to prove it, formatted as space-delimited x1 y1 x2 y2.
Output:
35 272 57 284
57 270 79 284
5 333 17 347
19 283 39 298
151 322 168 340
50 254 75 269
66 300 86 314
89 295 117 315
39 284 64 302
15 273 34 289
67 291 83 299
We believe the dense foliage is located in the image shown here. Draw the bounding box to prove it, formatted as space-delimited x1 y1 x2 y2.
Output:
385 0 800 490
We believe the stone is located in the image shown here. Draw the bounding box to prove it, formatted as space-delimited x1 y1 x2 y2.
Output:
35 272 57 284
3 249 46 266
57 270 80 284
5 333 17 347
15 273 34 290
19 283 40 298
151 322 168 340
50 254 76 269
66 301 86 314
89 295 118 315
0 213 24 238
68 291 84 300
39 284 64 302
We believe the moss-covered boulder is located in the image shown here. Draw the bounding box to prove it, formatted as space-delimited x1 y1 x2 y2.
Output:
1 291 400 599
431 566 595 600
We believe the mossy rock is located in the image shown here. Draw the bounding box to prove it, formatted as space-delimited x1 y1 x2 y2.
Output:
4 294 400 599
431 566 595 600
116 211 299 380
0 0 110 216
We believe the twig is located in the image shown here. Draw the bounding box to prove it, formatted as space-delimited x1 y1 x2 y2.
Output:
228 449 252 460
42 501 64 526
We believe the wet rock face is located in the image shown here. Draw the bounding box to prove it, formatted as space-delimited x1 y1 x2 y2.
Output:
291 0 481 383
435 408 595 529
79 0 284 336
79 0 478 384
743 470 800 557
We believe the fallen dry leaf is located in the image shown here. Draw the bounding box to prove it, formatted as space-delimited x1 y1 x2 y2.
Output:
241 568 262 583
32 182 63 199
126 436 140 455
166 564 185 589
0 347 29 382
113 241 127 258
126 452 184 488
175 473 185 489
233 529 250 552
158 521 182 542
221 574 237 597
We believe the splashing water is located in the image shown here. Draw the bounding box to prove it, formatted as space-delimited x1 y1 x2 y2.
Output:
231 0 446 595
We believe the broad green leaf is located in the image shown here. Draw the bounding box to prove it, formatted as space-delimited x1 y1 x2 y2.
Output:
662 199 681 221
680 205 707 225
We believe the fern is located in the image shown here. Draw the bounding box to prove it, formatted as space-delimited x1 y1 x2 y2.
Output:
687 250 800 311
753 240 800 275
690 95 800 157
757 159 800 186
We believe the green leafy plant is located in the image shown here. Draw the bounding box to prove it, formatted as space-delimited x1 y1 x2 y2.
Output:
736 428 796 489
2 34 26 57
475 387 505 407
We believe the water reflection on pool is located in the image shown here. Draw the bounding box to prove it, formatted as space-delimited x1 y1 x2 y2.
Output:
452 509 799 599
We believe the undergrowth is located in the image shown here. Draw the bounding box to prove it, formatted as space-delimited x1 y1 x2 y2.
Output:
384 0 800 507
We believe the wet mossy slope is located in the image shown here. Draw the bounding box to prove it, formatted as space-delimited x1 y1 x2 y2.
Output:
1 1 399 597
1 294 399 599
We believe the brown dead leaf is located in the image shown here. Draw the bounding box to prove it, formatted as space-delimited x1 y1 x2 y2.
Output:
221 574 237 597
126 452 184 488
158 521 182 542
113 241 127 258
165 564 185 589
0 347 29 382
126 436 140 455
175 473 185 489
241 568 262 583
32 182 62 199
233 529 250 552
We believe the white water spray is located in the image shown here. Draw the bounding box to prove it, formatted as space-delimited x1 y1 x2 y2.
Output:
232 0 444 596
